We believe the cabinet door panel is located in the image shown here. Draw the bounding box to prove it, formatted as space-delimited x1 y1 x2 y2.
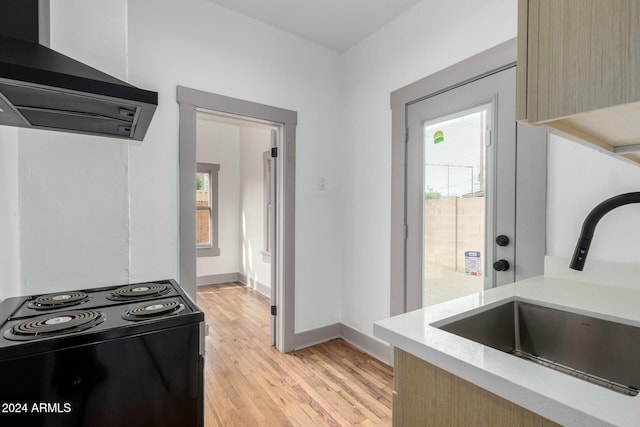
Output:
535 0 640 122
393 348 561 426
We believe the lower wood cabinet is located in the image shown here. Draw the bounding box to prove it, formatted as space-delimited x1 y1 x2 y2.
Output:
393 348 559 426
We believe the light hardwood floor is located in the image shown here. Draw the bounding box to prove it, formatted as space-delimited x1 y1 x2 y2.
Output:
197 282 393 426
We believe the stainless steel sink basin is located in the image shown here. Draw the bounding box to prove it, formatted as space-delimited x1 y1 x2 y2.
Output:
436 301 640 396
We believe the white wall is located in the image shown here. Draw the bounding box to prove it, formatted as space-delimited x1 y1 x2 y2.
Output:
50 0 128 80
547 135 640 266
196 118 241 277
239 126 272 290
127 0 343 332
0 127 20 300
19 130 130 294
15 0 131 295
340 0 519 336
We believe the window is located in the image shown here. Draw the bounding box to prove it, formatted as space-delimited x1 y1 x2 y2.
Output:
196 163 220 257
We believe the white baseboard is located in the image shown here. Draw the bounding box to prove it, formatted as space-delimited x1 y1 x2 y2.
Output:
293 323 341 349
340 323 392 366
196 272 240 286
293 323 392 366
197 272 271 297
237 272 271 297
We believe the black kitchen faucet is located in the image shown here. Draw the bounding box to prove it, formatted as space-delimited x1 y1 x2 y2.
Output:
570 192 640 271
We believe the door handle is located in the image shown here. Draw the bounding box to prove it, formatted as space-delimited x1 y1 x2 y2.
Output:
493 259 510 271
495 235 510 246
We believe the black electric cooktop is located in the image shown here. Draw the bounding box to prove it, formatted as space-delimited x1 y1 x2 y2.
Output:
0 279 204 359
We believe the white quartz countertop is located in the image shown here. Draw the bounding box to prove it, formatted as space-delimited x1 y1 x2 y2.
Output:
373 275 640 426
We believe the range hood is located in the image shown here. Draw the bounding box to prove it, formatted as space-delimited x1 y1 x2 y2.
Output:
0 0 157 141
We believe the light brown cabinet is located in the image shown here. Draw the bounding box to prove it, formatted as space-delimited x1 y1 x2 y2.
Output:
517 0 640 164
392 348 559 426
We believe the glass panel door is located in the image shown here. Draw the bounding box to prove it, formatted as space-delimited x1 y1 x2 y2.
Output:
405 67 516 311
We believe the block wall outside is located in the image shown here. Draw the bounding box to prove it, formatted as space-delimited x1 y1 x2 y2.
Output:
424 197 485 273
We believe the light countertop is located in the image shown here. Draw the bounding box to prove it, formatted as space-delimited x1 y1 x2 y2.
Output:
373 274 640 426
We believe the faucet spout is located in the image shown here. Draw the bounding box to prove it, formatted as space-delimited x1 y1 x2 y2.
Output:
570 192 640 271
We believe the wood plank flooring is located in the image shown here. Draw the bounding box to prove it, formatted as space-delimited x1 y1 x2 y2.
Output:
197 282 393 426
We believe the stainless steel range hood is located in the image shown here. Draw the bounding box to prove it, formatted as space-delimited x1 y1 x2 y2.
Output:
0 0 157 141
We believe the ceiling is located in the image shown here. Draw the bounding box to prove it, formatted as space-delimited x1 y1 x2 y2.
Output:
206 0 422 52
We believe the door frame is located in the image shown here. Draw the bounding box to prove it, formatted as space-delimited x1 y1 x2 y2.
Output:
389 38 547 315
177 86 297 353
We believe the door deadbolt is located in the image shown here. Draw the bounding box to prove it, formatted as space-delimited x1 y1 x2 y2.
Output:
493 259 510 271
495 235 510 246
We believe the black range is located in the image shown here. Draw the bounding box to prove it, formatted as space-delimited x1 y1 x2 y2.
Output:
0 279 204 427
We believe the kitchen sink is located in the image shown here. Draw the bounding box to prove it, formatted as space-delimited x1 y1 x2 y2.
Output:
435 301 640 396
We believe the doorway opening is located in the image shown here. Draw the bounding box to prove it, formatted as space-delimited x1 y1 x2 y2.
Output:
177 86 297 352
195 111 276 343
195 111 274 291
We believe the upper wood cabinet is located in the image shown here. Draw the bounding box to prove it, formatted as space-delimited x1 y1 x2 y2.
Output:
517 0 640 164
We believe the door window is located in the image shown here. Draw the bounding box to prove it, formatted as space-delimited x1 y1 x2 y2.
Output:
421 104 489 306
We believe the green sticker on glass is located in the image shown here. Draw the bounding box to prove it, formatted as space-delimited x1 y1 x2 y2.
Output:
434 130 444 144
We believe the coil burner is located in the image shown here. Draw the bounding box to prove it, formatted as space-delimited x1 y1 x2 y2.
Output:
3 310 105 341
122 299 185 321
27 291 91 311
106 283 170 301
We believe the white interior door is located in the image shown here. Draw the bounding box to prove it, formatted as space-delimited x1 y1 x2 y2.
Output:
269 129 278 346
405 67 516 311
